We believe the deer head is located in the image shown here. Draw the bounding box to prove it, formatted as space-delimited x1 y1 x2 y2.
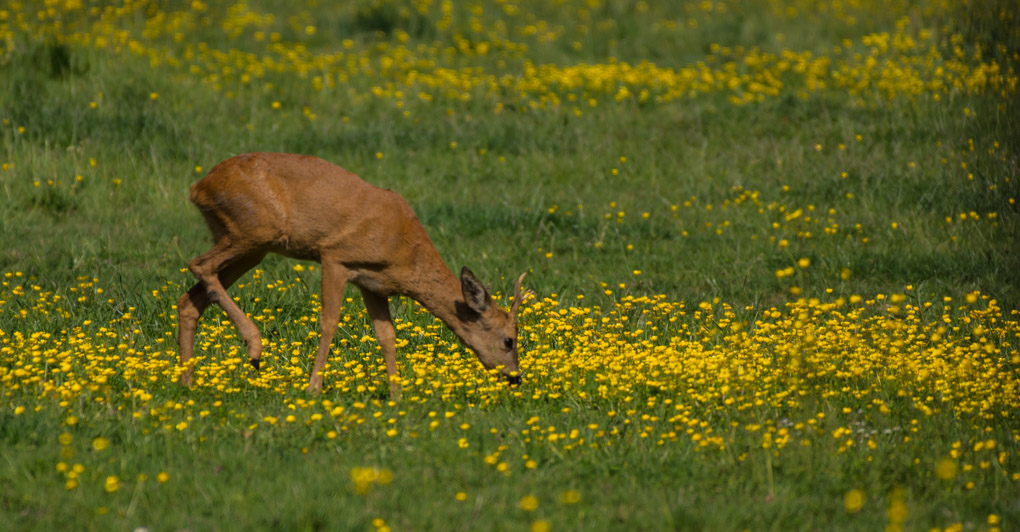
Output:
458 268 528 385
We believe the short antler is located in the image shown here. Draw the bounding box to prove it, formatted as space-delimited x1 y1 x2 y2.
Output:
510 272 528 318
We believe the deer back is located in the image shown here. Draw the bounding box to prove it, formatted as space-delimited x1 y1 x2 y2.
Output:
190 153 433 273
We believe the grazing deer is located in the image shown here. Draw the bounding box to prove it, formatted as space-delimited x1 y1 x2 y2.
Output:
176 152 528 396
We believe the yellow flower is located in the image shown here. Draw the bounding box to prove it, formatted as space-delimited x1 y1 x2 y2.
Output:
561 489 582 504
92 437 110 451
157 472 170 483
936 458 958 480
519 494 539 511
887 499 908 523
351 467 393 495
844 489 865 513
104 475 119 493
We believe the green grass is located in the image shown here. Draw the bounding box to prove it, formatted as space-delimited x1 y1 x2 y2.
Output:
1 0 1019 530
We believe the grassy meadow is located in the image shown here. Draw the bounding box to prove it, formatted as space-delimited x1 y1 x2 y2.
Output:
1 0 1019 529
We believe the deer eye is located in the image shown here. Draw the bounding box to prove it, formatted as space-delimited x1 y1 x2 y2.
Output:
503 337 515 350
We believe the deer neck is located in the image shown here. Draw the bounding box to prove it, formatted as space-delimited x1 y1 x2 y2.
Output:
405 250 474 341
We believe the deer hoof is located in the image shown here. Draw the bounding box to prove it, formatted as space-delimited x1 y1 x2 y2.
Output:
250 358 261 371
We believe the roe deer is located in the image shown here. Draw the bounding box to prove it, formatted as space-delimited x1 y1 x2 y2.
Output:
176 152 528 396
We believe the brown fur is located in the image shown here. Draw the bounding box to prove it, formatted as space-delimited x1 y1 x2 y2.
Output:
176 152 527 395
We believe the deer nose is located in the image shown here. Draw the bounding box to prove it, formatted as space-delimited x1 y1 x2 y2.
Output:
507 374 522 386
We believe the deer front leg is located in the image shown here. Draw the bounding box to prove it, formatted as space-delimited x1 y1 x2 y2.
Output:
309 262 348 394
360 289 400 399
182 245 266 385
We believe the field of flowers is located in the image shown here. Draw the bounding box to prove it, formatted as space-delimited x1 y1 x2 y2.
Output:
3 270 1019 529
2 0 1019 530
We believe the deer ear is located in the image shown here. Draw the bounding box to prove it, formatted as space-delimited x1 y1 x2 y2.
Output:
460 267 491 314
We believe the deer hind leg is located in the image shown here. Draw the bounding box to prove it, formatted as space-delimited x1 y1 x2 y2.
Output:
360 289 400 399
177 283 210 386
308 261 349 394
183 240 267 381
